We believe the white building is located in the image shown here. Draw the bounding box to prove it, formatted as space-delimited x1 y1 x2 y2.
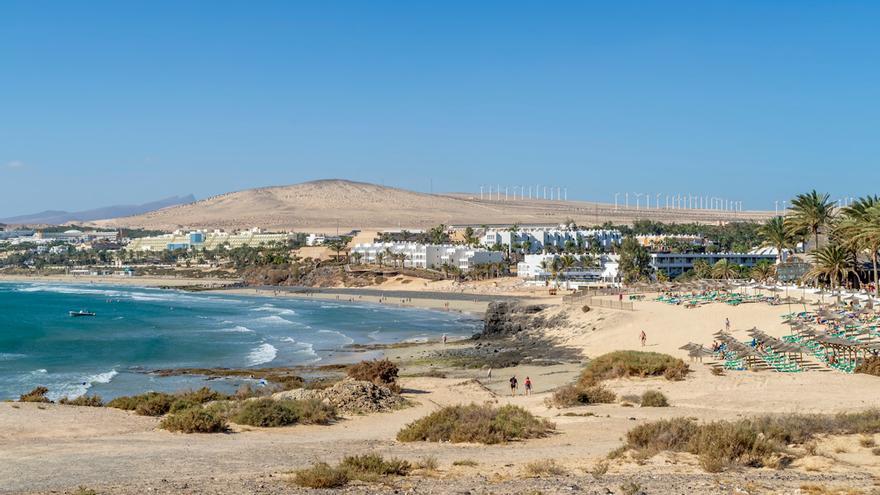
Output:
650 252 778 277
350 242 503 272
516 253 608 286
127 228 293 252
483 227 621 253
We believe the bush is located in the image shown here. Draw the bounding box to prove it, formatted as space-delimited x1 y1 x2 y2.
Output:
522 459 567 477
293 462 349 489
292 453 410 489
231 398 336 427
640 390 669 407
856 356 880 376
59 395 104 407
107 388 230 416
547 384 616 408
620 410 880 472
347 359 400 392
160 407 228 433
340 453 411 480
397 403 554 444
578 351 689 386
19 386 52 403
452 459 478 467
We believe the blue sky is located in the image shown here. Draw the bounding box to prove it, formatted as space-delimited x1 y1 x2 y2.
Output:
2 1 878 217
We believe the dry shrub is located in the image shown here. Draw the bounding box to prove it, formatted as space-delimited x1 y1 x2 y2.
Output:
19 386 51 403
415 456 438 470
547 384 616 408
452 459 478 467
231 398 336 427
397 403 554 444
855 356 880 376
107 388 229 417
347 359 400 392
640 390 669 407
872 447 880 456
160 407 228 433
620 394 642 405
589 460 609 479
293 462 349 489
859 436 876 448
620 409 880 473
711 367 725 376
522 459 567 477
58 395 104 407
292 453 411 488
578 351 689 386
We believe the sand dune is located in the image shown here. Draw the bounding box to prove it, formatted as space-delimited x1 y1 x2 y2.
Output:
95 179 773 232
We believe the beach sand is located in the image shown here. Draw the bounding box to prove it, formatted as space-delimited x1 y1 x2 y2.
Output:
2 281 879 494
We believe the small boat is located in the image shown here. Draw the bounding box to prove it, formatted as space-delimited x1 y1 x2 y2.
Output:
69 310 96 317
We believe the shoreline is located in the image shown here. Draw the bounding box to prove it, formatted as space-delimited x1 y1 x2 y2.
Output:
0 273 242 288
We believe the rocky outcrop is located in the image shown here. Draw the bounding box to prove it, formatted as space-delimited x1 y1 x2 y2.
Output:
274 378 406 414
481 302 548 337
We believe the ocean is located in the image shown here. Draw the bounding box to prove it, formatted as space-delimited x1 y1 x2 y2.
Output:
0 282 480 400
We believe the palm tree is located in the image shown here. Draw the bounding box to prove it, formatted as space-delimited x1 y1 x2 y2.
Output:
350 252 363 265
521 239 532 255
559 254 577 280
805 243 855 289
376 252 385 267
712 259 739 280
759 216 795 264
750 261 776 283
692 259 712 279
837 197 880 296
787 190 836 251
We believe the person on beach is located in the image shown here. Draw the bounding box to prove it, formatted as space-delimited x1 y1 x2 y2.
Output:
509 375 518 396
725 318 731 332
442 334 448 345
639 330 647 347
524 376 532 396
487 367 492 379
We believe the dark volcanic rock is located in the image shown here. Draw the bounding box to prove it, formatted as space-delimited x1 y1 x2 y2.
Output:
481 302 548 338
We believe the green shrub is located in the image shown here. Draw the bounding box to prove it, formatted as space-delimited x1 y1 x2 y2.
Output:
19 386 51 403
620 410 880 472
397 403 554 444
579 351 689 386
347 359 400 392
160 407 228 433
640 390 669 407
59 395 104 407
107 388 229 416
135 393 175 416
292 462 349 488
231 398 337 427
548 384 616 408
340 453 410 481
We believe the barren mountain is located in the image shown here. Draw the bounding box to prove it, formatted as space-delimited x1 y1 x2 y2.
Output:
95 180 773 232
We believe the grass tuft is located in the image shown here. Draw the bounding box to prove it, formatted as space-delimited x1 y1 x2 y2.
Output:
397 403 554 444
522 459 567 477
452 459 478 467
291 453 411 488
292 462 349 489
547 384 616 408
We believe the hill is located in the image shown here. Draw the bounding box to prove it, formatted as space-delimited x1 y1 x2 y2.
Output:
2 195 196 226
95 180 773 232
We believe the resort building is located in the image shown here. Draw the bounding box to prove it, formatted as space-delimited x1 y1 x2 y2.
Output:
649 252 778 277
482 227 621 253
516 253 606 283
127 228 294 251
350 242 503 272
34 229 119 243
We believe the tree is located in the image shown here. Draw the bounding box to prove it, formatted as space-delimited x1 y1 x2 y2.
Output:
837 197 880 296
711 259 739 280
759 216 795 264
787 190 836 251
376 251 385 267
350 252 363 265
692 259 712 279
463 227 477 246
617 236 653 284
750 261 776 283
805 243 856 290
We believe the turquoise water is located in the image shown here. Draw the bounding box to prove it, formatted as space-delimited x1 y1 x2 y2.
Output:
0 282 479 400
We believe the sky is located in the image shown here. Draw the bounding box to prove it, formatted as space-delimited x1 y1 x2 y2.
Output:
2 1 879 217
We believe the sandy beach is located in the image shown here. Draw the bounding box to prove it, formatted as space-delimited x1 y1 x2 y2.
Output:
2 279 879 494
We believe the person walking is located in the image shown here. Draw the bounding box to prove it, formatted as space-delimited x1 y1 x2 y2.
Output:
442 334 448 345
524 376 532 396
725 318 731 332
639 330 647 347
509 375 518 396
487 367 492 380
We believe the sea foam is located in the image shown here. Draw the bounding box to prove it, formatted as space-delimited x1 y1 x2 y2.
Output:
246 343 278 366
